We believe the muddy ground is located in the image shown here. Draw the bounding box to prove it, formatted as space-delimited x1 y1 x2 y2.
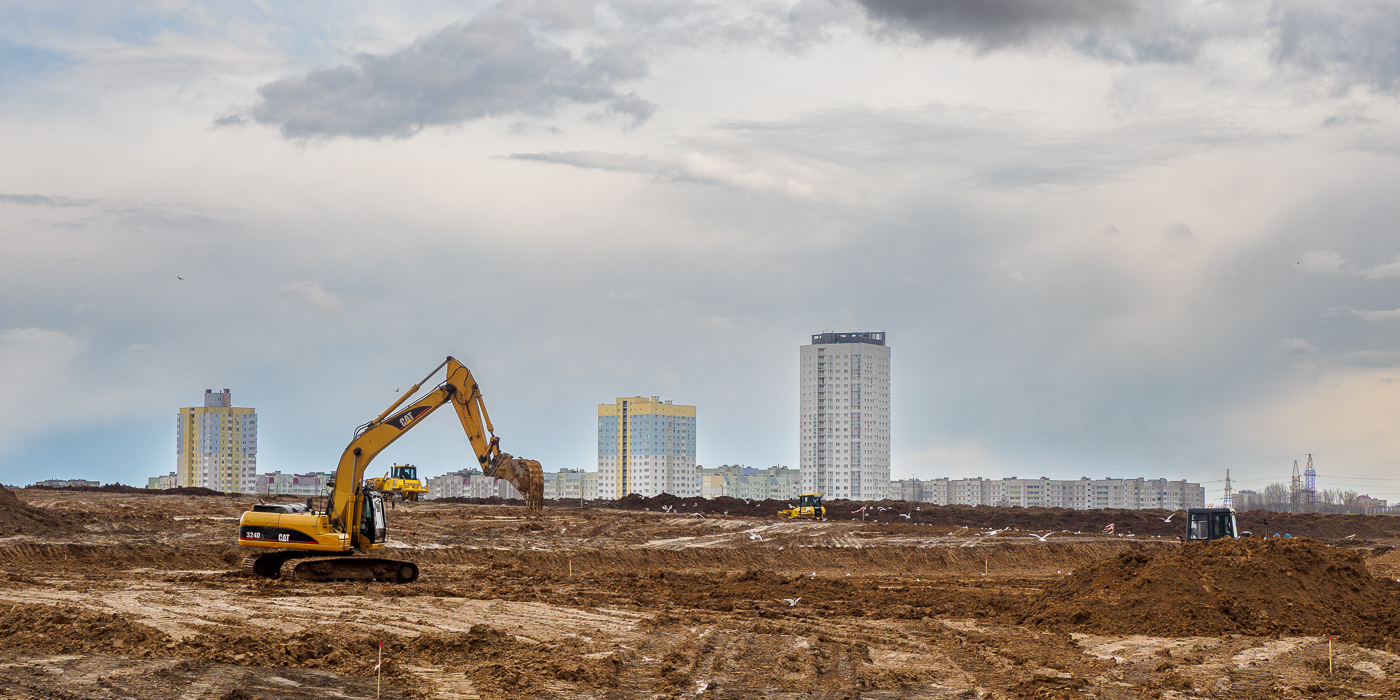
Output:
3 488 1400 699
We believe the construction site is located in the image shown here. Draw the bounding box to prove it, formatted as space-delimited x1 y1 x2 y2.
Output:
4 485 1400 700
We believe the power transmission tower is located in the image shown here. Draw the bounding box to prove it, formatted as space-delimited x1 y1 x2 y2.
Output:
1290 460 1301 512
1224 469 1233 509
1303 454 1317 513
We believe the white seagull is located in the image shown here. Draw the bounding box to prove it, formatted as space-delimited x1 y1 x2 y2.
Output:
899 513 911 519
1161 511 1180 523
1029 532 1052 542
747 531 763 541
782 597 801 606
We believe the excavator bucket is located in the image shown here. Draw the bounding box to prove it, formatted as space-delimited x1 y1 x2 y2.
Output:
492 453 545 514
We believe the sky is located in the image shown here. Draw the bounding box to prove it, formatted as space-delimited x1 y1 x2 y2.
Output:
3 0 1400 501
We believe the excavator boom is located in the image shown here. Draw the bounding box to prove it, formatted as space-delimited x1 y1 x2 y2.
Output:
238 357 544 580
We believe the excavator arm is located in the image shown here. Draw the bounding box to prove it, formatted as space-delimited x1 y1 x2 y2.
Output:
325 357 543 539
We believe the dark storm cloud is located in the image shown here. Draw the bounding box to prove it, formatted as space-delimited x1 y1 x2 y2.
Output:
853 0 1140 49
248 6 649 139
1271 0 1400 93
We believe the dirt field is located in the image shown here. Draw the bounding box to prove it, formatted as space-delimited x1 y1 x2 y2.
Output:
3 488 1400 699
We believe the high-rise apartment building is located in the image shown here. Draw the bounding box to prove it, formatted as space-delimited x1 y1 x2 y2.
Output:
597 396 697 498
800 332 891 500
176 389 257 493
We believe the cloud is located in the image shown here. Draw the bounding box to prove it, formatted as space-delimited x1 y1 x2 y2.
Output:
509 105 1261 196
278 282 348 314
854 0 1140 49
1266 337 1319 360
1271 0 1400 93
1298 250 1345 274
1338 351 1400 368
598 92 657 129
0 193 96 208
1163 222 1193 241
1328 306 1400 323
247 5 650 138
1295 251 1400 279
1359 255 1400 279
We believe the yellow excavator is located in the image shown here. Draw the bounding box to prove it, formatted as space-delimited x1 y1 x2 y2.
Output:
238 357 544 581
367 464 428 502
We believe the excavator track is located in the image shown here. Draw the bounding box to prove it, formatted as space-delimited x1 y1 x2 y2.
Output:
291 557 418 582
248 550 419 582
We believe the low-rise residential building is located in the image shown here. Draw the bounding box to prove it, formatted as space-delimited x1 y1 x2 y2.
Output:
697 465 800 501
1355 495 1388 513
255 471 332 496
1231 489 1264 510
425 468 522 500
543 469 599 501
146 473 178 490
34 479 100 488
890 476 1205 511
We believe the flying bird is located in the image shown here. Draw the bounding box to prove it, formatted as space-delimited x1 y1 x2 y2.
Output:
177 276 183 280
782 597 801 606
1029 532 1052 542
1161 511 1180 523
809 572 816 579
1345 534 1356 539
747 531 763 541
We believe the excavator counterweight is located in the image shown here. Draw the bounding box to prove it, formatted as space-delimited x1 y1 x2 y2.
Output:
238 357 543 580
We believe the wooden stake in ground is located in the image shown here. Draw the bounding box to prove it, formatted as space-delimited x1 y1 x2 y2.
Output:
1329 636 1333 676
377 640 383 698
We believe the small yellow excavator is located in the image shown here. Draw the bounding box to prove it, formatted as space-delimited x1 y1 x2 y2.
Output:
367 464 428 502
779 494 825 519
238 357 544 581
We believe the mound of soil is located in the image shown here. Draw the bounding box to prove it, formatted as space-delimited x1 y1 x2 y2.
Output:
24 484 229 497
529 494 1400 541
1026 537 1400 645
0 603 616 699
0 604 169 653
559 494 1203 537
0 487 73 536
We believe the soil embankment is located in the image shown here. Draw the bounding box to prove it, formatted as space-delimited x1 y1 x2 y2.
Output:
1028 537 1400 646
0 486 74 536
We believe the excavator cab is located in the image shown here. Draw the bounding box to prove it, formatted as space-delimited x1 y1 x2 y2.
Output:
1186 508 1239 542
359 491 386 545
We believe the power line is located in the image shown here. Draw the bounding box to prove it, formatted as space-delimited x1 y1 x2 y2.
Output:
1312 454 1400 465
1138 454 1305 470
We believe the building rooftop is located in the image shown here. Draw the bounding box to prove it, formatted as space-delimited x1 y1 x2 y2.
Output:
810 332 885 346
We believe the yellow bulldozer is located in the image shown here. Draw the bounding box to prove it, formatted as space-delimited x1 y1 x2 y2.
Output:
779 493 825 519
367 463 427 502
